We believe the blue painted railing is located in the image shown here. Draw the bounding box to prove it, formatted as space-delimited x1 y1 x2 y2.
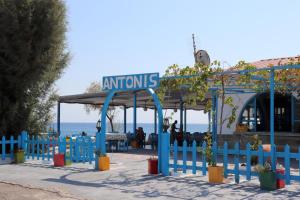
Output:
170 140 300 184
0 133 97 164
25 136 96 163
0 135 22 160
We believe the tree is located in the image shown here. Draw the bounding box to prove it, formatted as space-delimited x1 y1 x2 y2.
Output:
84 81 118 132
158 61 251 135
0 0 69 136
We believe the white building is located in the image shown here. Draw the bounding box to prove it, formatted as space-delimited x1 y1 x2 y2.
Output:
217 55 300 135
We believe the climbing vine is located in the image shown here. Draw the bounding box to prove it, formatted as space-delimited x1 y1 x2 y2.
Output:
158 58 300 134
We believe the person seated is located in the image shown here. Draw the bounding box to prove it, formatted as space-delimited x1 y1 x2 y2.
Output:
136 127 145 148
176 128 183 146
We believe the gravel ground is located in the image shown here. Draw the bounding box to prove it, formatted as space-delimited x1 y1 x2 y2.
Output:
0 182 83 200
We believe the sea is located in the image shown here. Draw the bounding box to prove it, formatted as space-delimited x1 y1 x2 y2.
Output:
51 122 208 138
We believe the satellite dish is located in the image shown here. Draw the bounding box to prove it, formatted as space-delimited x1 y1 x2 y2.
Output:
195 50 210 66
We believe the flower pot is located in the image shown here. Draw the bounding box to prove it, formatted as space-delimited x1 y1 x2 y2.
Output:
131 140 138 148
14 150 25 164
98 156 110 171
208 166 224 183
276 169 285 189
65 152 72 166
262 144 271 152
148 158 158 175
54 153 65 167
259 171 277 191
236 124 248 133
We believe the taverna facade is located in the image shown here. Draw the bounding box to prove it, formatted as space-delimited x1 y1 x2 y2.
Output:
216 55 300 148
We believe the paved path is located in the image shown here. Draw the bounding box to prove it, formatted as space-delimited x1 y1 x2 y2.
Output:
0 153 300 200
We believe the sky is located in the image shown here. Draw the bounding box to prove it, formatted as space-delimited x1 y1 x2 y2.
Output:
55 0 300 124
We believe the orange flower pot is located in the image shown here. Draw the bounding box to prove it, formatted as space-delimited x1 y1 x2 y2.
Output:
131 140 138 148
98 156 110 171
263 144 271 152
208 166 224 183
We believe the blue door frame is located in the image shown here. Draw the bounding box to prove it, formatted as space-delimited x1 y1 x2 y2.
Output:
96 88 167 174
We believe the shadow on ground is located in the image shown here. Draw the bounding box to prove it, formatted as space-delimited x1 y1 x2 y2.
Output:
41 167 300 200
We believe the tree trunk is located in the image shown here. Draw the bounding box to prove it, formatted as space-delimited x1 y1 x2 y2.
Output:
219 75 225 135
106 114 114 132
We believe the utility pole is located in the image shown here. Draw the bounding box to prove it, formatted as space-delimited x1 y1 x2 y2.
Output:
192 34 197 63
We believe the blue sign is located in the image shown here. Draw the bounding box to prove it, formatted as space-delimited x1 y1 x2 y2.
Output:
102 73 160 91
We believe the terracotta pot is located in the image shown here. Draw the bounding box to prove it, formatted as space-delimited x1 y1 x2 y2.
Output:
276 169 285 189
263 144 271 152
54 153 65 167
148 158 158 174
98 156 110 171
208 166 224 183
131 140 138 148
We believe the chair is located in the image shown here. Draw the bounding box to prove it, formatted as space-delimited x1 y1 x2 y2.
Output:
148 133 158 150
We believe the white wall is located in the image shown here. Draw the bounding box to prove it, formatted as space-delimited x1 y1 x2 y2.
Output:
216 93 255 135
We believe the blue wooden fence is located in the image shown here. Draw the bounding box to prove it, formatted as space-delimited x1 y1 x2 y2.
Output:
170 140 300 185
0 132 96 164
0 135 22 160
25 135 96 163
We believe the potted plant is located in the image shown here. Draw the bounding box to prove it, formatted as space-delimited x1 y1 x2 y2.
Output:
204 133 224 183
147 155 158 175
64 152 72 166
250 134 261 165
95 149 110 171
14 148 25 164
255 162 277 191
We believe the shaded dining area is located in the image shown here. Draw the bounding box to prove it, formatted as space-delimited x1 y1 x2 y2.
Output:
58 88 211 151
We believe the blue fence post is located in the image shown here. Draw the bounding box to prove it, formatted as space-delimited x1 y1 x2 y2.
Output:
37 136 40 160
2 136 5 160
223 142 228 178
70 138 73 162
82 138 86 164
27 137 30 159
192 140 197 174
234 142 240 184
63 137 67 157
202 141 207 176
284 144 290 184
32 136 35 160
161 133 170 176
174 140 178 173
271 144 276 171
212 141 217 165
246 143 251 180
41 137 45 160
17 135 21 149
47 137 50 161
258 145 263 165
57 137 61 154
10 136 14 160
21 131 28 150
89 139 92 164
52 137 55 158
183 140 187 173
21 131 27 160
76 137 79 163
